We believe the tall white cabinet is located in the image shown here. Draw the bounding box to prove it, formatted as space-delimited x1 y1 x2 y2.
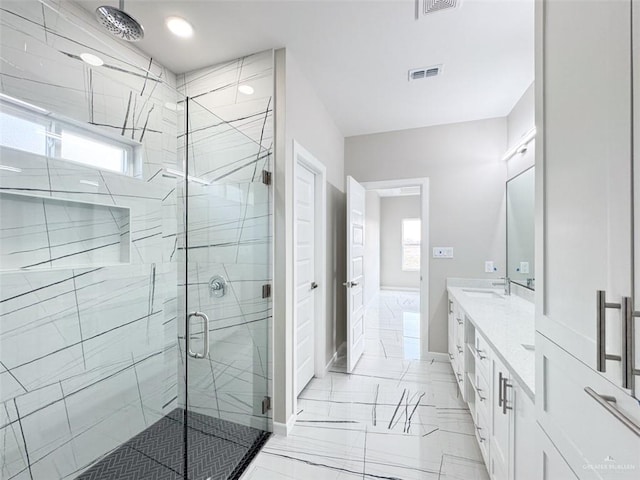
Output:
537 0 640 475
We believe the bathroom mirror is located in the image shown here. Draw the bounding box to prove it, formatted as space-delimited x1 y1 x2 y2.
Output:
507 167 535 290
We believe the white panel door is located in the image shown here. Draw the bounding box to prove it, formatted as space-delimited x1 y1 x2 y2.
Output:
346 176 365 373
540 0 632 388
295 165 316 395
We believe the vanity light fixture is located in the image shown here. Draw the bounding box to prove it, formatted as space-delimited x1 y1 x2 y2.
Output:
166 16 194 38
80 52 104 67
238 85 254 95
502 126 536 162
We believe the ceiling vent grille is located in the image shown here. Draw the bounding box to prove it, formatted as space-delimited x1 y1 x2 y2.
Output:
420 0 460 16
408 65 442 81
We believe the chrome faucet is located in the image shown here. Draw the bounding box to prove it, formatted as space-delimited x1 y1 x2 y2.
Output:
492 277 511 296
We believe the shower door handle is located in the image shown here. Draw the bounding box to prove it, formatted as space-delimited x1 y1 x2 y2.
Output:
187 311 210 359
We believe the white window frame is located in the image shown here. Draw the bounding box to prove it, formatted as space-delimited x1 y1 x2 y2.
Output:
0 94 141 177
401 217 421 272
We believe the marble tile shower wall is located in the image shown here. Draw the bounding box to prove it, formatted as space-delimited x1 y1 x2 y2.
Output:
0 1 183 478
175 52 274 429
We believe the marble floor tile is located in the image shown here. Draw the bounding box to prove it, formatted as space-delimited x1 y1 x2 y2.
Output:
241 290 489 480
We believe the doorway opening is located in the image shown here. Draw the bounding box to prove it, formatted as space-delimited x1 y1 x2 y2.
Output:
361 178 430 360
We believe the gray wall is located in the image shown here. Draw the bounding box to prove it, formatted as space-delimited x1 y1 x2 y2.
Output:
364 191 381 305
380 196 421 289
345 118 507 353
273 49 345 427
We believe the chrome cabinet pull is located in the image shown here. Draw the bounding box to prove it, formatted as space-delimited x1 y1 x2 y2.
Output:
456 317 463 325
498 372 504 407
596 290 623 372
622 297 637 390
311 281 318 290
457 345 463 354
475 425 486 442
187 311 210 359
449 299 453 314
502 375 513 415
584 387 640 437
342 281 359 288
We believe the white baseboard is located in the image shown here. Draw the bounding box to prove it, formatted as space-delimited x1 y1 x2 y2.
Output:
428 352 449 361
380 285 420 292
272 414 296 436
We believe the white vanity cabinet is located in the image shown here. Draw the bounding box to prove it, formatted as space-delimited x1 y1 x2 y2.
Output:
539 0 634 393
448 296 466 400
447 287 537 480
488 346 536 480
538 0 640 470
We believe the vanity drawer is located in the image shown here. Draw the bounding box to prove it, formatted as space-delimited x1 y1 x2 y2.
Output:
475 370 491 422
537 333 640 479
475 400 491 467
475 332 492 382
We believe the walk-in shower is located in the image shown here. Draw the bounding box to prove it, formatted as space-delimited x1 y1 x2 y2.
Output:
0 1 273 479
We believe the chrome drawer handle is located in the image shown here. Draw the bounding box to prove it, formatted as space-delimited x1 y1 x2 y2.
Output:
475 425 486 443
477 348 487 360
584 387 640 437
476 386 486 402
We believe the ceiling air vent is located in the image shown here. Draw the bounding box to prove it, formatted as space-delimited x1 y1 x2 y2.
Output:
424 0 459 15
408 65 442 81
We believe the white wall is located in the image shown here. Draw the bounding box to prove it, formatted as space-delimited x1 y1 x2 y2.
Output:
364 191 381 305
507 82 535 179
345 118 507 353
273 49 345 428
380 196 421 289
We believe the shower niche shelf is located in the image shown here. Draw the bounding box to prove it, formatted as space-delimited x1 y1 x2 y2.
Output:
0 192 130 270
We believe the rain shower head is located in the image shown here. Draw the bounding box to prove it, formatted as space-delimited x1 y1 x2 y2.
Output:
96 0 144 42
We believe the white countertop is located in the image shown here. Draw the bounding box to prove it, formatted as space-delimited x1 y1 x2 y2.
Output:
447 282 535 400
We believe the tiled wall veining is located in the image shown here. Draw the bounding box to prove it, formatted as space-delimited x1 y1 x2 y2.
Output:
0 2 274 477
176 51 274 429
0 1 182 478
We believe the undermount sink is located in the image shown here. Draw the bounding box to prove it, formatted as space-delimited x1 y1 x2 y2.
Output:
462 288 504 299
521 343 535 352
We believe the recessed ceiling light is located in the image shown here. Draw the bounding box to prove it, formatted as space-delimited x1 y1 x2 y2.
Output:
238 85 254 95
80 52 104 67
166 16 194 38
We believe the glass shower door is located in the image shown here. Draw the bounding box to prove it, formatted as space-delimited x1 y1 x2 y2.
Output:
181 97 271 479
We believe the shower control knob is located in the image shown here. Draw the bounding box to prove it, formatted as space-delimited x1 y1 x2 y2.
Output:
208 275 227 298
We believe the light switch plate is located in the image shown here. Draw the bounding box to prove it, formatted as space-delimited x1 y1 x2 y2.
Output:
433 247 453 258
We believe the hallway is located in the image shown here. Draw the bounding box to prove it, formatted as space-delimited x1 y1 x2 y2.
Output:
241 291 489 479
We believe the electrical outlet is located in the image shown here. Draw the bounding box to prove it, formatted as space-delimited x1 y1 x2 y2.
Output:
433 247 453 258
520 262 530 274
485 261 495 273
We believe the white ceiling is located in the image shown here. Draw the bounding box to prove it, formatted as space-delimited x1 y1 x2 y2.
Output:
76 0 534 137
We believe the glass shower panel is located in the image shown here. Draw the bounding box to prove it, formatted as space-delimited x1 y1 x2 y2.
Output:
0 1 187 478
181 97 271 478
